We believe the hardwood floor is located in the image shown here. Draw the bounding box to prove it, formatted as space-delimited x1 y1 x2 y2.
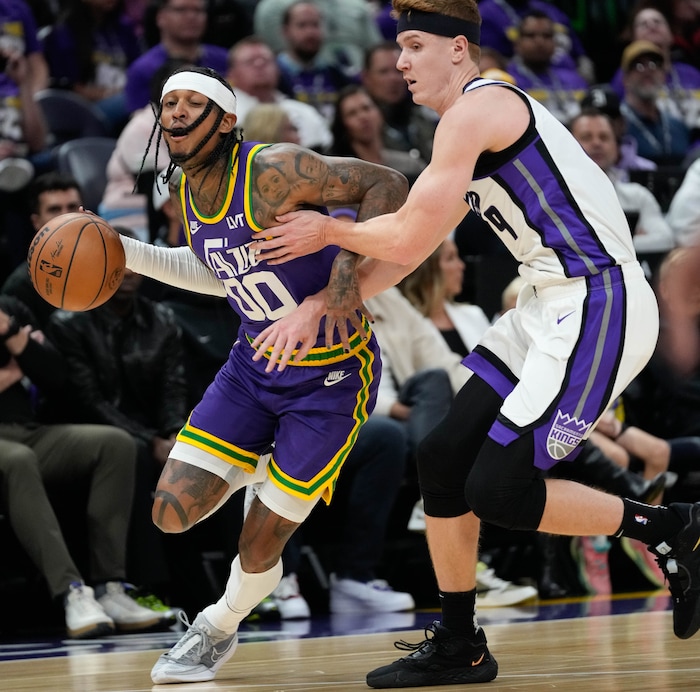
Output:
1 604 697 691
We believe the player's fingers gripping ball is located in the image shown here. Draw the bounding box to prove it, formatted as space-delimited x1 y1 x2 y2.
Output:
27 212 126 310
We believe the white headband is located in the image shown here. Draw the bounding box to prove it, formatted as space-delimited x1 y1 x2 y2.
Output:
161 71 237 114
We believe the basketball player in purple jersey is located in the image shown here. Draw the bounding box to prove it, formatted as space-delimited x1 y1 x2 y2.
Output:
250 1 700 687
116 65 408 684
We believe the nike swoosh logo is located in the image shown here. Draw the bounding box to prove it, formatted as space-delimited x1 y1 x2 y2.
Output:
557 310 575 324
471 653 485 667
693 537 700 551
210 634 237 662
324 373 352 386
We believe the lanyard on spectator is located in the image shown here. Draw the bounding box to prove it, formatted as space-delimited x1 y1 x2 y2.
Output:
620 102 672 154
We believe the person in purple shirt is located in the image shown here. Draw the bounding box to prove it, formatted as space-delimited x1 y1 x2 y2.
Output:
506 11 589 123
610 7 700 132
42 0 143 135
479 0 592 80
124 0 227 113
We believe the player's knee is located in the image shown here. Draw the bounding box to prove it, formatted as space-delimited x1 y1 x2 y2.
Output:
151 492 192 533
465 472 546 531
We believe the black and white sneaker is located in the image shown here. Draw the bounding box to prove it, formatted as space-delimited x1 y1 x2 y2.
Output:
366 621 498 688
653 502 700 639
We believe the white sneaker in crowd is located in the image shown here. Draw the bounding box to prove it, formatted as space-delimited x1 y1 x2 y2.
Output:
407 498 426 533
97 581 164 631
476 562 538 607
270 573 311 619
151 611 238 684
329 575 415 613
64 582 115 639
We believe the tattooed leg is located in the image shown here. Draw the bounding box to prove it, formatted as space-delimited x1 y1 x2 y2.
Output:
152 459 229 532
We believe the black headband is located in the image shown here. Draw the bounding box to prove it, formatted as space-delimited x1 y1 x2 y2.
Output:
396 9 481 45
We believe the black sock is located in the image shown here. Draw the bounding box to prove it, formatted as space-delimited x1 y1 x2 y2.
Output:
615 499 687 549
439 589 477 635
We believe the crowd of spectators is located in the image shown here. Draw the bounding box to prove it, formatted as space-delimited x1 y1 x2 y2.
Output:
4 0 700 636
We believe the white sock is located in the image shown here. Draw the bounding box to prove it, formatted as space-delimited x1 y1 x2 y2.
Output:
202 555 283 632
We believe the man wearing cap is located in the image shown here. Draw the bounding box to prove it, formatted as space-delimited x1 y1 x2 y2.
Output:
253 1 700 686
610 7 700 132
112 65 409 684
619 39 691 165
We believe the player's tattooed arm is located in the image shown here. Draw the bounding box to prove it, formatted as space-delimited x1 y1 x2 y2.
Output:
325 249 372 350
251 144 409 222
324 157 409 219
153 459 229 531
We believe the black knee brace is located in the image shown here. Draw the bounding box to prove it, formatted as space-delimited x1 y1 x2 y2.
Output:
464 434 547 531
418 375 504 518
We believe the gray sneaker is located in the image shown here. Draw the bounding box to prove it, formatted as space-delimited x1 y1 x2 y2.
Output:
150 611 238 684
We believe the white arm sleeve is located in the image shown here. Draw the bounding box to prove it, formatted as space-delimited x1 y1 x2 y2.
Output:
121 235 227 297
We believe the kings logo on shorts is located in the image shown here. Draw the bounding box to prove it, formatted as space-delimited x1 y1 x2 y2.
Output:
546 410 592 460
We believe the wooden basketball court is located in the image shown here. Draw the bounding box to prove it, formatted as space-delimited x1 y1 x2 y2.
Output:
2 597 699 691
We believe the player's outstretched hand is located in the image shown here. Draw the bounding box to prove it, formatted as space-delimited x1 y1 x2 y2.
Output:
252 210 328 264
251 293 326 372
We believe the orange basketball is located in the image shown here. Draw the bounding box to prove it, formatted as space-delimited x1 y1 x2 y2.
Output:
27 212 126 311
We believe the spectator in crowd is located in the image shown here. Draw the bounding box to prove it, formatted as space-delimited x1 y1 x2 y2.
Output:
46 236 201 612
242 102 300 145
42 0 143 135
619 39 691 165
506 11 589 124
275 1 357 123
666 154 700 246
253 0 381 75
398 237 491 358
202 0 253 51
124 0 227 113
0 294 161 638
551 0 635 83
1 172 82 330
226 36 332 151
477 0 593 80
329 84 426 186
665 0 700 68
612 6 700 133
99 58 184 240
0 0 49 284
361 41 437 163
570 109 675 255
580 83 657 176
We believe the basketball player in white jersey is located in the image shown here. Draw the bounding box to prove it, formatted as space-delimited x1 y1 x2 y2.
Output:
251 0 700 688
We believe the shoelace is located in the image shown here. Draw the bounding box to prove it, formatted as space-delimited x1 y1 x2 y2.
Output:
167 612 212 660
393 621 438 654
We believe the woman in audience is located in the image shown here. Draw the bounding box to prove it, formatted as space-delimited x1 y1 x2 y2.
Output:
242 103 301 145
329 84 426 185
398 236 491 357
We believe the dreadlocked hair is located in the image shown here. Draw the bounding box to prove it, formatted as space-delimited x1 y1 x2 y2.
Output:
134 65 243 203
